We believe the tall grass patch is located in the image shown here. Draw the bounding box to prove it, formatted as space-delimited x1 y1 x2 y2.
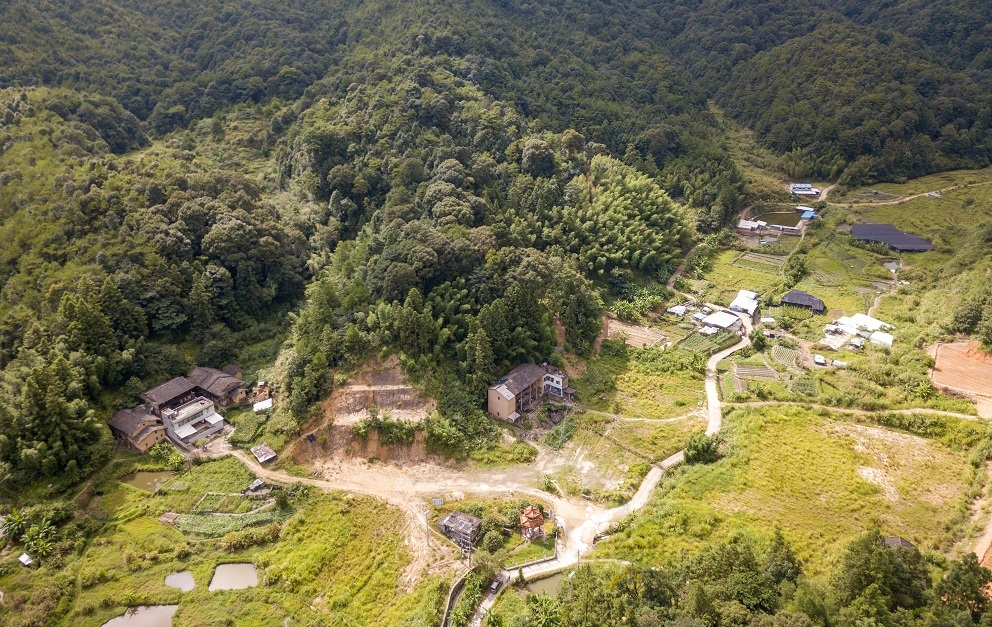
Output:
594 405 982 575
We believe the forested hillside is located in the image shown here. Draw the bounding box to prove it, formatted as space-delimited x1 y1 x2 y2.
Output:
662 0 992 182
0 0 743 487
0 0 990 487
3 1 992 626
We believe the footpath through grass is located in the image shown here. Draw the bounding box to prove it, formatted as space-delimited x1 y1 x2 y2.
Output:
593 405 986 576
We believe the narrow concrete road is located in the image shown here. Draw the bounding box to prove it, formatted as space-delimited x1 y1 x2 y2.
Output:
220 313 753 627
705 337 748 436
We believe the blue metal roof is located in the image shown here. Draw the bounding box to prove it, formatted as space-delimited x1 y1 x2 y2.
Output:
801 210 817 219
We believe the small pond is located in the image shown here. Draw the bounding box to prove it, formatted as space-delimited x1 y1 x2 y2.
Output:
755 211 803 227
101 605 178 627
208 563 258 591
165 570 195 592
119 471 176 491
525 572 567 596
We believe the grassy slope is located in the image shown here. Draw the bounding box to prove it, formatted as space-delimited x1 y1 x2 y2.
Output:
575 346 706 420
708 104 789 202
0 456 440 627
593 405 982 576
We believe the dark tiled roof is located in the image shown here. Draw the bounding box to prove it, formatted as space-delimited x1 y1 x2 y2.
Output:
780 289 825 312
441 511 482 533
188 367 242 398
880 536 915 550
495 364 546 396
141 376 194 406
850 224 933 251
109 407 160 435
222 364 243 378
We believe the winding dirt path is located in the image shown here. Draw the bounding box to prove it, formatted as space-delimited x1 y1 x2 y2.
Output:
839 181 992 207
666 243 700 290
218 311 753 625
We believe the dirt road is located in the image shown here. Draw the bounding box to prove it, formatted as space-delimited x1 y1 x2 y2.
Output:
840 181 992 207
666 243 700 290
218 309 753 625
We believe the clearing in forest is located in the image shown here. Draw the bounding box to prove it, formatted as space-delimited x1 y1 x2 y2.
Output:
289 357 437 465
605 316 669 348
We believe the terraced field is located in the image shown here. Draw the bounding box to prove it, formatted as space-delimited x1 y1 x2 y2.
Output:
733 364 778 379
734 251 785 274
772 345 799 367
678 331 739 355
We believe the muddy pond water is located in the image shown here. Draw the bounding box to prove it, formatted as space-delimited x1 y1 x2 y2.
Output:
101 605 178 627
119 471 175 491
164 571 195 592
208 563 258 591
754 211 803 227
525 572 567 596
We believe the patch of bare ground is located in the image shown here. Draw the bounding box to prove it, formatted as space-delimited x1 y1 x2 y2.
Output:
286 356 437 466
604 315 669 349
930 342 992 418
857 466 898 501
820 421 963 508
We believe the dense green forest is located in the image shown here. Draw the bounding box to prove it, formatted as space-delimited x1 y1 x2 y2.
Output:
2 0 992 625
488 530 992 627
0 0 988 489
0 0 746 487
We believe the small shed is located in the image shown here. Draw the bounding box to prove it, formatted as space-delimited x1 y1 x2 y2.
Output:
520 505 546 541
253 398 274 413
701 311 743 332
18 553 33 567
159 512 180 526
250 443 277 464
245 479 267 493
667 304 688 317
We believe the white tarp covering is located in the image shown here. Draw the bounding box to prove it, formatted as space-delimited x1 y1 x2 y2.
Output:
869 331 894 347
837 313 891 332
175 423 198 440
702 311 741 330
253 398 274 413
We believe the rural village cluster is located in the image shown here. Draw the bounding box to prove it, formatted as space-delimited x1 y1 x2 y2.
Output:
8 178 962 624
100 187 927 552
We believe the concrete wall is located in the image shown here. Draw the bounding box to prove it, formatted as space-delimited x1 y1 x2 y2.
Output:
488 388 515 418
